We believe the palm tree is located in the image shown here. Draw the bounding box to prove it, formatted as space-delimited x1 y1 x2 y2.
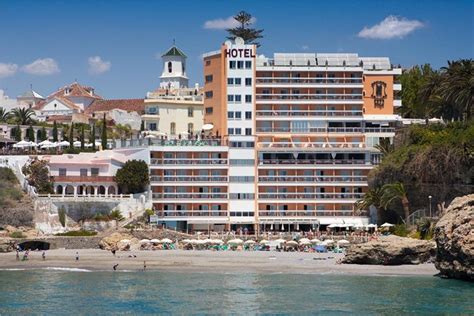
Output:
11 108 35 125
382 182 410 223
0 107 10 122
374 138 394 156
226 11 264 47
355 187 385 221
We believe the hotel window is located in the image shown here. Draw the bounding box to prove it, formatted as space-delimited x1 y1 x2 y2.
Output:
205 91 213 99
245 95 252 103
235 111 242 119
188 107 193 117
227 112 234 119
229 61 236 69
235 95 242 102
227 78 234 85
235 78 242 85
148 107 158 114
80 169 88 177
59 168 66 176
245 111 252 119
237 61 244 69
245 128 252 135
187 123 194 133
228 128 234 135
149 123 157 131
91 168 99 176
205 75 213 83
235 128 242 135
227 95 234 102
170 122 176 135
245 78 252 86
245 61 252 69
168 62 172 73
206 60 211 66
205 107 213 114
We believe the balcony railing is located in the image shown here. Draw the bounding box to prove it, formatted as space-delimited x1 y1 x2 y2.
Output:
256 127 394 133
256 94 363 101
258 210 355 217
258 176 367 182
152 193 228 199
150 176 228 182
148 138 225 147
258 142 366 149
157 210 228 217
258 193 364 199
150 158 228 165
255 110 363 117
256 78 363 84
52 176 115 183
259 159 368 165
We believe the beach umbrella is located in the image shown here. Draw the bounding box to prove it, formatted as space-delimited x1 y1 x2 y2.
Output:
120 239 131 244
286 241 298 247
322 239 335 245
259 239 269 244
274 239 286 244
202 123 214 131
58 140 70 147
328 223 338 228
182 239 192 244
367 224 378 228
29 141 38 147
203 238 213 244
161 238 173 244
244 240 256 245
211 239 223 245
150 239 161 243
144 134 157 139
140 239 151 244
310 238 321 244
381 222 394 228
227 238 243 245
38 140 52 146
299 240 311 245
13 140 31 148
73 141 82 147
337 239 350 245
299 238 311 244
195 239 206 245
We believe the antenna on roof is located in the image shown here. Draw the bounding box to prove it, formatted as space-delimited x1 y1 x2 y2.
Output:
173 38 176 46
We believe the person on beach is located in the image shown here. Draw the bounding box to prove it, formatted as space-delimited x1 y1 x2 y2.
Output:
75 252 79 261
42 251 46 261
143 261 146 271
111 249 116 257
16 250 20 261
113 264 119 271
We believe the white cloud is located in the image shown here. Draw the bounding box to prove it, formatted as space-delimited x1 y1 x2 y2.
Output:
204 16 256 30
0 63 18 78
301 45 309 51
358 15 424 39
22 58 60 75
88 56 111 75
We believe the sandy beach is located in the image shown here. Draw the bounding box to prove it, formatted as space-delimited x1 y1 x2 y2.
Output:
0 249 438 276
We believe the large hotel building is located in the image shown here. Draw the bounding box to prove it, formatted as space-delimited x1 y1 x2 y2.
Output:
149 38 401 233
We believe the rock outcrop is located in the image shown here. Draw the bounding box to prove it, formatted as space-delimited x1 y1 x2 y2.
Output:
0 238 15 253
342 235 436 265
434 194 473 281
99 232 137 251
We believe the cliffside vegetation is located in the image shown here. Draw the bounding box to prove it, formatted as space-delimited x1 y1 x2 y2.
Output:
0 167 34 227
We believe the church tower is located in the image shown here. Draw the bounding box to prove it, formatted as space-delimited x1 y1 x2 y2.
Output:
159 44 189 89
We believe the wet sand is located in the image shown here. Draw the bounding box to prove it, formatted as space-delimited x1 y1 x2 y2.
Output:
0 249 438 276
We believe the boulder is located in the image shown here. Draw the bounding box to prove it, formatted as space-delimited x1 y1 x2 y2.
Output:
342 235 436 265
99 232 137 251
0 238 15 253
434 194 474 281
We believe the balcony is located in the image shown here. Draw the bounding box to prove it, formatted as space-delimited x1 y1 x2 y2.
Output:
150 158 228 166
258 193 364 200
256 77 363 85
152 193 228 199
150 176 228 182
256 127 395 133
258 142 366 150
53 176 115 183
148 138 226 147
255 110 363 117
258 159 368 165
258 175 367 183
258 210 355 217
256 94 363 101
156 210 228 218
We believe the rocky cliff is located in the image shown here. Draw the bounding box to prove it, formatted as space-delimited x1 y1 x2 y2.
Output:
342 235 436 265
434 194 473 281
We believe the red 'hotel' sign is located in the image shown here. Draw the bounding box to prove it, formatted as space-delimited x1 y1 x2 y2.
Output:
225 48 256 58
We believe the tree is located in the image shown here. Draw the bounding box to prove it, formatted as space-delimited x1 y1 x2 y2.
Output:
14 124 21 141
101 113 107 149
91 123 96 151
69 123 74 149
52 121 58 142
80 125 85 150
356 187 386 223
26 125 35 142
115 160 149 194
140 120 145 132
40 127 47 141
374 138 394 156
11 108 35 125
382 182 410 223
0 107 9 122
226 11 264 47
22 158 54 194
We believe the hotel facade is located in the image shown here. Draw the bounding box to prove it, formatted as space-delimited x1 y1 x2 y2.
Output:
148 38 401 233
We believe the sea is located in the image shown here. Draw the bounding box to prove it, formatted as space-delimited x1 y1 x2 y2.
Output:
0 270 472 315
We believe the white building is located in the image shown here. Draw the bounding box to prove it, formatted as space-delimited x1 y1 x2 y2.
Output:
160 46 189 89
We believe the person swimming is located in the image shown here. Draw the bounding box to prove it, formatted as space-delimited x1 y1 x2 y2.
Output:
113 264 119 271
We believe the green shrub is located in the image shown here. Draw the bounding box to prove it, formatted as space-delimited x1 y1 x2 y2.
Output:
109 210 124 221
393 224 408 237
9 231 26 238
55 230 97 237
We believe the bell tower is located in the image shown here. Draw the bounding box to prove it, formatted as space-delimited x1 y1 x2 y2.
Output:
160 42 189 89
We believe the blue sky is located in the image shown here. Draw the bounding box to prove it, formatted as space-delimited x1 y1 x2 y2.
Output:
0 0 472 99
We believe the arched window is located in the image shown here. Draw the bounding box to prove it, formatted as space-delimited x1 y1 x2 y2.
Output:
170 122 176 135
168 61 172 73
188 123 194 133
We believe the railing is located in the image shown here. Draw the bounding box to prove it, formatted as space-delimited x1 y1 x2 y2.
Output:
255 110 363 117
258 210 355 217
256 94 363 101
256 78 363 84
256 127 394 133
152 193 228 199
258 142 366 149
150 176 228 182
258 176 367 182
157 210 228 217
150 158 228 165
259 159 368 165
258 193 364 199
52 176 115 182
147 139 225 147
37 194 129 199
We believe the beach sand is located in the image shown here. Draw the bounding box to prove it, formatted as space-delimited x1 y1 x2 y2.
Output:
0 249 438 275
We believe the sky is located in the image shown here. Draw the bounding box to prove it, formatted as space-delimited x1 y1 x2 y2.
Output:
0 0 472 99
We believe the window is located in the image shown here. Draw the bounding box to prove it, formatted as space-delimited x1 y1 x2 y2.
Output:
245 78 252 86
245 111 252 119
187 123 194 133
235 95 242 102
235 128 241 135
229 61 236 69
170 122 176 135
227 95 234 102
227 111 234 119
168 61 172 73
205 75 213 83
148 107 158 114
80 169 87 177
235 78 242 85
237 61 244 69
245 128 252 135
245 95 252 103
149 123 157 131
206 60 211 66
228 128 234 135
91 168 99 176
59 168 66 176
205 107 213 114
227 78 234 85
235 112 242 119
188 107 193 117
205 91 213 99
245 61 252 69
229 176 255 182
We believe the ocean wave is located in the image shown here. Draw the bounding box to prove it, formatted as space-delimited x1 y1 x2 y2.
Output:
42 267 92 272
